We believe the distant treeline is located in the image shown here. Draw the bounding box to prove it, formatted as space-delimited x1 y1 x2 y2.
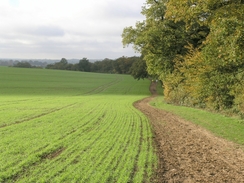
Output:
13 62 44 68
3 56 148 80
46 57 148 79
0 60 48 68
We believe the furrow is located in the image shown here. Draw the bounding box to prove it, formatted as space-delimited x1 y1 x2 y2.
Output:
0 103 77 129
14 102 112 182
83 77 122 95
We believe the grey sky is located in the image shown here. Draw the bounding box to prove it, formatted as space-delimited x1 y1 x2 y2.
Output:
0 0 145 60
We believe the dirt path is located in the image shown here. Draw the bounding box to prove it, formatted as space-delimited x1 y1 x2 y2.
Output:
134 81 244 183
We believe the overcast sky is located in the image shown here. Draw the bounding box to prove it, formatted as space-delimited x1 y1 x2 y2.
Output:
0 0 145 60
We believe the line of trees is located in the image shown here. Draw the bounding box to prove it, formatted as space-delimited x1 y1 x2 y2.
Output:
122 0 244 116
5 56 149 79
1 60 48 67
46 57 149 79
13 61 44 68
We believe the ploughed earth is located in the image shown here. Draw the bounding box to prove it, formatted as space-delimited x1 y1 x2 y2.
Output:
134 81 244 183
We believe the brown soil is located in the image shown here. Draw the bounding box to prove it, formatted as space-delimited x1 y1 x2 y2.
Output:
134 81 244 183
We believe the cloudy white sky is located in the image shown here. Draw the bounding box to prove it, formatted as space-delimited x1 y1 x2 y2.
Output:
0 0 145 60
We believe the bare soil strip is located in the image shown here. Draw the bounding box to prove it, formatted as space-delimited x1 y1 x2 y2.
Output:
134 82 244 183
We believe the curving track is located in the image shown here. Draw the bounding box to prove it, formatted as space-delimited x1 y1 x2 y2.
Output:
134 82 244 183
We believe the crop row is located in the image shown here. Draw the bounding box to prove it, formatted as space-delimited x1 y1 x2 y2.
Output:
0 67 156 182
0 95 156 182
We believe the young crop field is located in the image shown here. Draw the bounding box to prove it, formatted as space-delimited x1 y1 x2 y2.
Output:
0 67 157 182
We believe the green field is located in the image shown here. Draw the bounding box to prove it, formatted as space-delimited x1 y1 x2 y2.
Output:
0 67 157 182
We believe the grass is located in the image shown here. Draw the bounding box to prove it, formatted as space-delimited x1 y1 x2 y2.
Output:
0 66 157 182
150 96 244 146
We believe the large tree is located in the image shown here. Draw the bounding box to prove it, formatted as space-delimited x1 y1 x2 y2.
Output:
122 0 244 115
122 0 189 81
165 0 244 110
78 58 91 72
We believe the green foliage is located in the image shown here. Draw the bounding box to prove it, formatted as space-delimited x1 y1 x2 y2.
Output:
113 56 133 74
123 0 244 116
91 58 114 73
192 4 244 111
78 58 91 72
0 66 156 182
45 56 146 78
14 61 32 68
122 0 189 80
46 58 68 70
129 57 149 80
